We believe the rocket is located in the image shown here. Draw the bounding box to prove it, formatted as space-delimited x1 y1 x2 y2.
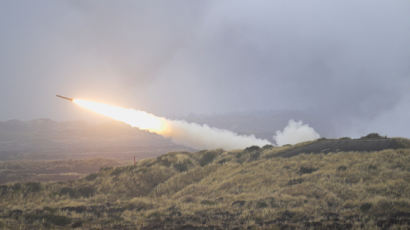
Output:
56 95 73 102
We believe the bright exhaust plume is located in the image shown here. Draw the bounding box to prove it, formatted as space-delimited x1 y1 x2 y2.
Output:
73 99 271 150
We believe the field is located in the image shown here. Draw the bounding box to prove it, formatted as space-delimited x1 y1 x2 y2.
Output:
0 159 122 184
0 137 409 229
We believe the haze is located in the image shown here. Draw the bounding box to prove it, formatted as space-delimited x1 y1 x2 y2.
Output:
1 0 410 138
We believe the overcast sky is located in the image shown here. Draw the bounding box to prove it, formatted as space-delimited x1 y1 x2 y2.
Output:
1 0 409 138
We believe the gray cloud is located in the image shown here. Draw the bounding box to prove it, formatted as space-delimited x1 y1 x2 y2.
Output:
0 0 409 138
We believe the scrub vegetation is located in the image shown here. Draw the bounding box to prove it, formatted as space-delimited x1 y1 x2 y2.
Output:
0 158 122 184
0 136 409 229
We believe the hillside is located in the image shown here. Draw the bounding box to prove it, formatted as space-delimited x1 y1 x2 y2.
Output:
0 137 409 229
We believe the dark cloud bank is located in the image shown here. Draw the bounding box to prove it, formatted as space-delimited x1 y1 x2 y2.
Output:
0 0 409 138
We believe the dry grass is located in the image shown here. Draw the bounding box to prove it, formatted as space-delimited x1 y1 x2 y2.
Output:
0 138 409 229
0 158 122 184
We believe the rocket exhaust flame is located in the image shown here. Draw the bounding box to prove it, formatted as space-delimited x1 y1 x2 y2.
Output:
73 99 168 133
67 98 271 150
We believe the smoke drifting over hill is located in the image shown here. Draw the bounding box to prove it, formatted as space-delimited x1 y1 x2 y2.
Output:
0 1 410 138
274 120 320 146
73 98 271 150
165 120 271 150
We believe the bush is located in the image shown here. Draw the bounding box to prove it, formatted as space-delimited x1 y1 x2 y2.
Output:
12 183 22 191
262 145 274 150
111 167 124 176
298 166 317 175
361 133 383 139
158 156 171 167
201 200 216 205
174 159 192 172
360 203 372 212
60 187 76 198
0 185 8 196
71 221 82 228
232 200 246 207
43 215 71 226
85 173 98 181
77 186 95 198
199 152 217 166
288 178 304 185
245 146 260 152
25 182 41 193
337 165 347 171
249 151 261 161
256 200 268 208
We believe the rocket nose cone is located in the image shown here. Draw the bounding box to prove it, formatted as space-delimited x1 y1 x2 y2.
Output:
56 95 73 102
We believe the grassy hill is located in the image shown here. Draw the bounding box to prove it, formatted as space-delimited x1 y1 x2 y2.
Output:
0 136 409 229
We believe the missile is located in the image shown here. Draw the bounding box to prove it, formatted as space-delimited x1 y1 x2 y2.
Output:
56 94 73 102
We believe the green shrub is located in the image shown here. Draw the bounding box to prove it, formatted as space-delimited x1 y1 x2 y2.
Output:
298 166 317 175
368 164 377 170
262 144 274 150
12 183 22 191
43 215 71 226
77 186 95 198
360 203 372 212
201 200 216 205
25 182 41 193
100 166 113 171
60 186 95 198
361 133 383 139
232 200 246 207
85 173 98 181
245 146 260 152
256 200 268 208
288 178 304 185
43 206 56 213
337 165 347 171
0 185 8 196
174 159 192 172
111 167 124 176
60 187 76 198
249 151 261 161
71 221 82 228
199 152 217 166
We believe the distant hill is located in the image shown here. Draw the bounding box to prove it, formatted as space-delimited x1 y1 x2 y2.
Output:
0 136 409 229
0 158 123 184
0 119 191 160
271 134 410 158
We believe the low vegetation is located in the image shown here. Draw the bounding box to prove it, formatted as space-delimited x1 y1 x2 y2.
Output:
0 159 122 184
0 137 409 229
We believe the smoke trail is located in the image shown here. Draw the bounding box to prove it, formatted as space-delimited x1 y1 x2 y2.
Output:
163 120 271 150
273 120 320 146
73 99 271 150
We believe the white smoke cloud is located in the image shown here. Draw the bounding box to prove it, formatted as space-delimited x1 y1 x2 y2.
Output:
164 120 272 150
73 98 272 151
273 120 320 146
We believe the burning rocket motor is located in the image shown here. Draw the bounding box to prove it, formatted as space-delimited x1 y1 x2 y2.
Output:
56 95 73 102
56 94 272 149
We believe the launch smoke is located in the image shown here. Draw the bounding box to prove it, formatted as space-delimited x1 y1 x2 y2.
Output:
73 99 271 150
273 120 320 146
163 120 270 150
